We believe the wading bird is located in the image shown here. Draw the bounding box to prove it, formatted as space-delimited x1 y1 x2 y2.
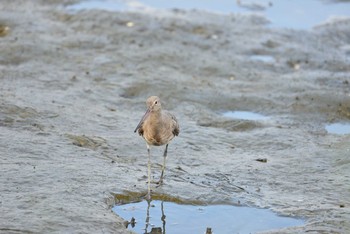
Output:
134 96 179 200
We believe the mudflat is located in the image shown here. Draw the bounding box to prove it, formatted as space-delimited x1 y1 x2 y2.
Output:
1 0 350 233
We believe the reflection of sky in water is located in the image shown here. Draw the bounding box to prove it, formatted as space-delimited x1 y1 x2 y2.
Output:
222 111 269 120
113 200 304 234
250 55 276 63
67 0 350 29
325 123 350 134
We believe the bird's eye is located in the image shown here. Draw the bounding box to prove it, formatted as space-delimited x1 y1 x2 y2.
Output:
155 101 158 105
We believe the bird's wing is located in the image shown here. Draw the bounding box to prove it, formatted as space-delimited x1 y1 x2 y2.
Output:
167 112 179 136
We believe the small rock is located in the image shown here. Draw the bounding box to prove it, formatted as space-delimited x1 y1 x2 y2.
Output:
256 158 268 163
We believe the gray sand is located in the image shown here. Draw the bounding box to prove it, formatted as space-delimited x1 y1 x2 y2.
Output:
1 0 350 233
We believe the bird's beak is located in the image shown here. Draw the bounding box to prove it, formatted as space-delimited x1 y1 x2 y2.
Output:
134 108 151 133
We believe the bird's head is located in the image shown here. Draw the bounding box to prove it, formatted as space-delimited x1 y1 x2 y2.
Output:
146 96 161 112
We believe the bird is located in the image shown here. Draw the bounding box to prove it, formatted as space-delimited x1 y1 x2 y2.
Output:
134 96 179 200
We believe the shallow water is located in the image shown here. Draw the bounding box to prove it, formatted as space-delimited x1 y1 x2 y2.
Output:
222 111 269 121
250 55 276 63
325 123 350 134
67 0 350 29
113 199 304 234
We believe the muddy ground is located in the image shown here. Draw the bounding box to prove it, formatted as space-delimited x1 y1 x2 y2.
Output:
1 0 350 233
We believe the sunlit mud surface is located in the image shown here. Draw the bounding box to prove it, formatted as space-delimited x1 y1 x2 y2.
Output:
1 0 350 233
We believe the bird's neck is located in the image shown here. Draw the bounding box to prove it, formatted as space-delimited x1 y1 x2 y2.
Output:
149 110 162 121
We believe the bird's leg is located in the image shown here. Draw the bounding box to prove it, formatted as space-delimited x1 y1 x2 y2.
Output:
147 144 151 201
158 144 168 185
161 201 166 233
144 199 151 233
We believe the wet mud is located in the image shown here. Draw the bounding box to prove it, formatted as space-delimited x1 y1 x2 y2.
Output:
1 0 350 233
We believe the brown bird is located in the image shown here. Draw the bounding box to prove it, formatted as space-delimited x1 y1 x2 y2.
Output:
134 96 179 200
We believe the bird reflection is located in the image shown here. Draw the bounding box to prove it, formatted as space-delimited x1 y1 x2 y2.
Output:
143 200 166 234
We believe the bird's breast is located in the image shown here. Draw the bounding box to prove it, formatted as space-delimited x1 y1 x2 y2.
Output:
143 125 166 146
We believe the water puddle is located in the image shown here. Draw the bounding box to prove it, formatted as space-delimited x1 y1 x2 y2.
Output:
222 111 269 121
66 0 350 29
67 0 126 12
112 192 304 234
249 55 276 63
325 123 350 135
